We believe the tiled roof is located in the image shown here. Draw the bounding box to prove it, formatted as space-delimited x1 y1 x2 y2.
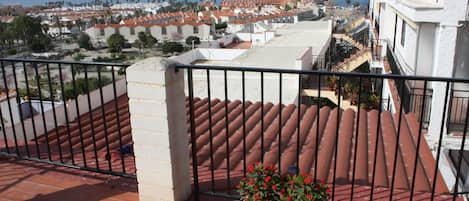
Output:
0 94 452 197
221 0 292 8
186 97 449 194
0 95 136 173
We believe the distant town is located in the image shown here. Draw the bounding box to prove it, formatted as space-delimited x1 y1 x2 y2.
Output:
0 0 366 64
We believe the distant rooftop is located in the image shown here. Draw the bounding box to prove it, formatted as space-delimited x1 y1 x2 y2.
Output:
191 20 332 70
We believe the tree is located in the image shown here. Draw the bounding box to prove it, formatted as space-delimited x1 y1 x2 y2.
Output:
137 32 157 49
133 39 144 55
9 15 51 52
137 31 147 45
107 33 126 53
215 22 227 30
63 77 112 100
185 36 200 46
29 34 51 52
144 33 157 48
161 41 183 54
77 33 93 50
9 15 43 44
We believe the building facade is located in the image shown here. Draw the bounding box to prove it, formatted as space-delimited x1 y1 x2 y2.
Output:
85 22 212 46
370 0 469 135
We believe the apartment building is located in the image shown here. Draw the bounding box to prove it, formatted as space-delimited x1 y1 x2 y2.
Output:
85 22 212 45
369 0 469 192
370 0 469 133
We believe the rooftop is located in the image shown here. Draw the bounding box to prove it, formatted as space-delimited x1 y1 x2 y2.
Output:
192 21 331 69
0 93 457 200
268 20 332 56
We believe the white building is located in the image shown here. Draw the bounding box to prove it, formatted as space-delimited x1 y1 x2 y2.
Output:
85 22 212 46
370 0 469 134
171 20 332 104
370 0 469 191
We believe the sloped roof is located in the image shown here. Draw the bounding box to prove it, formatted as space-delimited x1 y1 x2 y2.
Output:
186 97 448 194
1 94 452 197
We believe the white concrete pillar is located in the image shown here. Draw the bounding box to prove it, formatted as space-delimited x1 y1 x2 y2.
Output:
428 25 458 142
127 57 191 201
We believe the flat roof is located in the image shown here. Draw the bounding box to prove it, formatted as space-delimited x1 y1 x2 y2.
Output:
194 20 332 69
269 20 332 56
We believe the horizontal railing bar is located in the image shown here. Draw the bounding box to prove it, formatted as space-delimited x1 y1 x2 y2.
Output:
0 152 136 178
175 64 469 83
0 58 130 67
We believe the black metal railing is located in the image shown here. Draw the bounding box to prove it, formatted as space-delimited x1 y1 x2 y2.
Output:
409 88 433 128
448 90 469 132
0 58 134 178
177 63 469 201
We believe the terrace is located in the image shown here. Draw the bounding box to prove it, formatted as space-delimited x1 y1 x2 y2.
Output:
0 57 468 201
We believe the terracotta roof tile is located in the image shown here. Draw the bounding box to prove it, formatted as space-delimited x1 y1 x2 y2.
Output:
0 94 452 197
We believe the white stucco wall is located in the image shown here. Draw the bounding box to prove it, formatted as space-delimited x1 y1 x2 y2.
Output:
415 23 436 76
0 96 20 127
187 70 300 104
295 47 313 70
394 16 418 75
172 48 248 64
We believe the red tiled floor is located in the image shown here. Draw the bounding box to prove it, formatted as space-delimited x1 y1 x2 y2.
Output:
0 157 138 201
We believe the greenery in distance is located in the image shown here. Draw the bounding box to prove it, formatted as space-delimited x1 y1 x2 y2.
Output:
18 77 112 101
0 15 51 52
77 33 93 50
107 33 126 53
161 41 184 54
185 36 201 46
63 77 112 100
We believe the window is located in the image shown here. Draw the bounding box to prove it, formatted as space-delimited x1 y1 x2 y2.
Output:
400 20 406 47
177 26 182 34
145 27 151 34
130 27 135 35
162 27 167 35
100 28 105 36
193 26 199 34
115 28 120 34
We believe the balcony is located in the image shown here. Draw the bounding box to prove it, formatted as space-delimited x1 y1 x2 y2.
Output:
0 58 468 200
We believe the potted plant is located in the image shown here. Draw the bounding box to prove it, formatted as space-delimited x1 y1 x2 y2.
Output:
237 163 330 201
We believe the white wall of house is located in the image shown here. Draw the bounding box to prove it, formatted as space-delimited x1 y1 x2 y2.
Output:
453 26 469 92
172 48 247 64
150 25 164 40
236 31 275 46
187 70 300 104
119 26 134 42
375 0 469 139
0 95 20 127
415 23 436 77
85 24 212 45
394 16 418 75
172 48 300 103
295 47 313 70
104 27 116 41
